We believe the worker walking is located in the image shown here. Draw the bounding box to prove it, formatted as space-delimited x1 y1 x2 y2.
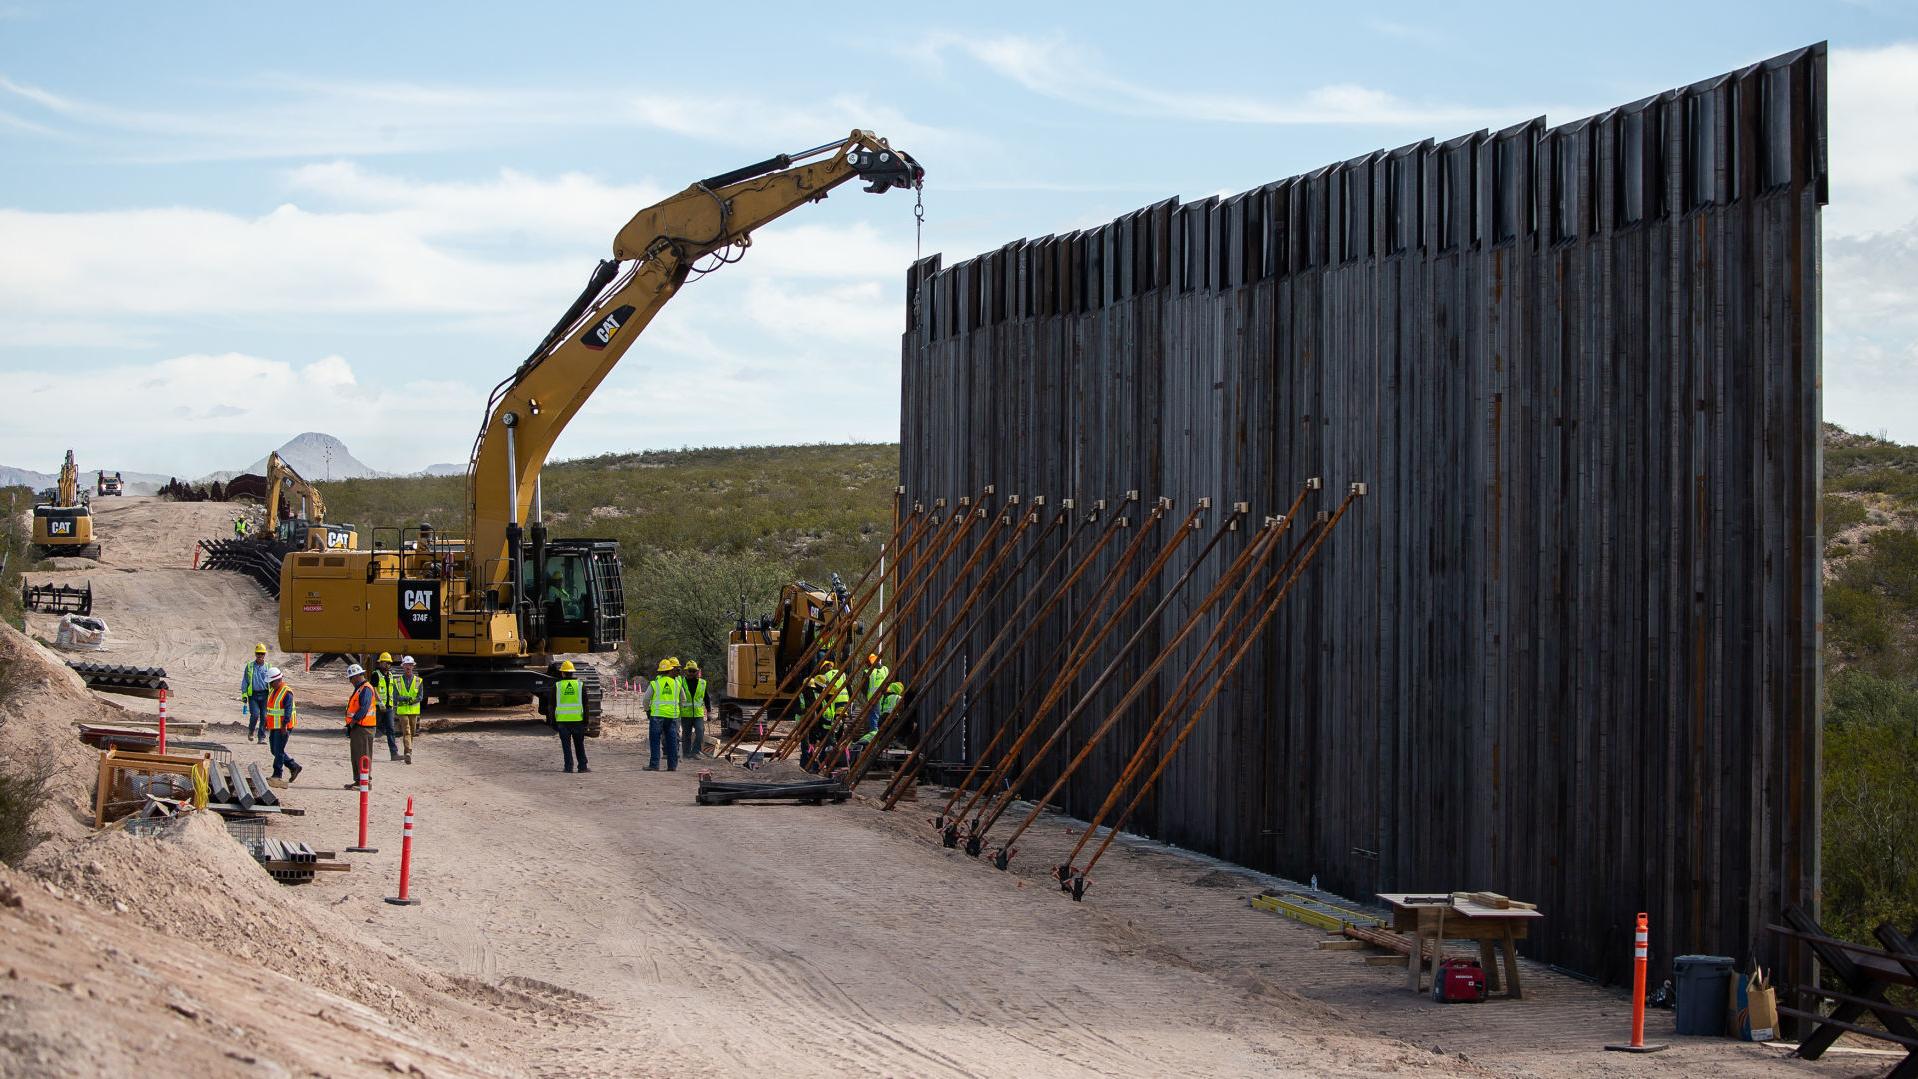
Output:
263 668 303 783
392 655 423 765
679 661 707 760
342 663 378 788
370 652 401 762
646 657 682 772
239 643 272 744
554 660 589 773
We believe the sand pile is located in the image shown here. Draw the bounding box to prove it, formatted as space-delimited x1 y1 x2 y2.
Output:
0 621 574 1077
0 622 133 846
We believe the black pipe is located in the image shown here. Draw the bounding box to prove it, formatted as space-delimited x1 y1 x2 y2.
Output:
700 154 791 190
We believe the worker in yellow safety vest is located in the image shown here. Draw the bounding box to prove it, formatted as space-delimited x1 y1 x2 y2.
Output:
554 660 588 773
392 655 423 765
342 663 378 788
370 651 401 762
647 657 682 772
864 653 891 702
239 642 272 744
679 661 707 760
264 668 303 783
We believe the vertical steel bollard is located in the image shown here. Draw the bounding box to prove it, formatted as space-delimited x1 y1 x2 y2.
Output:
157 688 168 755
1605 912 1668 1052
346 755 379 853
385 796 420 906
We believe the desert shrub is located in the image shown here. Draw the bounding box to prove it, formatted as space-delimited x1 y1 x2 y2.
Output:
1823 494 1867 536
0 754 54 866
1822 670 1918 945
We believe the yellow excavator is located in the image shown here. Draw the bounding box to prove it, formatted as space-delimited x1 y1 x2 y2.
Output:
32 450 101 559
278 131 922 730
719 577 864 732
262 451 357 552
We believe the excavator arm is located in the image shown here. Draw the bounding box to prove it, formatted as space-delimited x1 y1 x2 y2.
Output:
463 131 921 626
57 450 78 507
264 451 327 529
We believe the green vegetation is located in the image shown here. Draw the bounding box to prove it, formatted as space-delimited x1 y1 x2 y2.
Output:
0 754 53 866
319 443 898 673
1821 424 1918 952
0 485 35 630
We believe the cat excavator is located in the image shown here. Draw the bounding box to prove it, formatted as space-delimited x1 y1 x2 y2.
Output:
718 576 864 734
279 131 922 732
32 450 100 559
262 452 357 552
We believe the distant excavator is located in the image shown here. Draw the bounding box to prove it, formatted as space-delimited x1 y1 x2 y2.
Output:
32 450 101 559
718 577 864 733
262 452 357 552
278 131 922 732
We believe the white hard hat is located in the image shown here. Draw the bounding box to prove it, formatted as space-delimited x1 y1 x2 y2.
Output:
266 667 283 682
344 663 366 678
401 655 416 666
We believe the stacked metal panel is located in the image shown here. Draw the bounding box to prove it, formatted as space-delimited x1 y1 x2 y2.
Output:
897 45 1826 981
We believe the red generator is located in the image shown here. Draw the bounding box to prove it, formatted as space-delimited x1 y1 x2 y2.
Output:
1431 958 1489 1003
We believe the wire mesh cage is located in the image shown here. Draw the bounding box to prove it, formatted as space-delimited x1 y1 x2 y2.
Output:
223 816 267 858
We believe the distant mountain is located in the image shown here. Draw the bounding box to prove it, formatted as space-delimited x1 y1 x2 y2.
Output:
417 462 466 477
213 432 388 484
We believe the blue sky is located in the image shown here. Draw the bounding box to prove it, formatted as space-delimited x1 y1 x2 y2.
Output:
2 1 1916 476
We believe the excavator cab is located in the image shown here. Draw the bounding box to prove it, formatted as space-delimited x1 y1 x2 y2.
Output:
518 539 626 654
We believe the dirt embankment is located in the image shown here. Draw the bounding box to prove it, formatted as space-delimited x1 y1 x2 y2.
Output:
0 618 572 1077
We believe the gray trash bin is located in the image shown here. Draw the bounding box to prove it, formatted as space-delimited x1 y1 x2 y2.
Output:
1673 955 1735 1036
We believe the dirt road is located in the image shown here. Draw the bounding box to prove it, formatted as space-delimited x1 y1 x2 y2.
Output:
7 496 1870 1077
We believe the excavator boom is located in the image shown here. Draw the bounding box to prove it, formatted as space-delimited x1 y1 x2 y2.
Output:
281 131 920 727
464 131 920 640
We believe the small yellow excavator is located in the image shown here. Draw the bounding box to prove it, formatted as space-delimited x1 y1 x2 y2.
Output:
32 450 101 559
263 452 357 552
279 131 921 731
719 577 864 732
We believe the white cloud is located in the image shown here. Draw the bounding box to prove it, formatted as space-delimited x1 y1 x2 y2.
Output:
1827 43 1918 239
915 32 1545 129
0 71 973 164
1824 221 1918 442
0 352 486 476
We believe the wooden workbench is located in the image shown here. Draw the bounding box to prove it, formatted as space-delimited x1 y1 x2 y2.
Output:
1379 894 1543 999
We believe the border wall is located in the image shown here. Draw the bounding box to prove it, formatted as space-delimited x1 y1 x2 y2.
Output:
896 44 1826 980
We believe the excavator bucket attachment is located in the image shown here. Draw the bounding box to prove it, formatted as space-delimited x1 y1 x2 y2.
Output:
23 580 92 616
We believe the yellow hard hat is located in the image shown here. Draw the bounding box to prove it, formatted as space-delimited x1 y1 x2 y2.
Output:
254 643 267 654
657 657 677 672
559 660 576 673
821 659 836 670
377 651 393 663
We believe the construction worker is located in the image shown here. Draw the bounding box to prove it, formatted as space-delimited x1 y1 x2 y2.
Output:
876 679 904 735
263 668 303 783
864 653 891 704
553 660 588 773
678 660 707 760
342 663 377 788
646 657 682 771
239 643 271 744
232 514 248 539
392 655 423 765
370 651 401 761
